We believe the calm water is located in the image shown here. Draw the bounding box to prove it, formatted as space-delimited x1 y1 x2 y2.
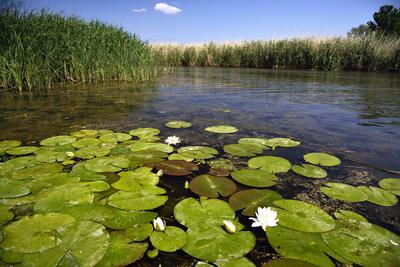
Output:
1 67 400 265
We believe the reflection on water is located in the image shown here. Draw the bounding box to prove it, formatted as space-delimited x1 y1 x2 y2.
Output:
1 67 400 172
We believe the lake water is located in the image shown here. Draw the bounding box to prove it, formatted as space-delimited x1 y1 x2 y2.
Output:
1 67 399 265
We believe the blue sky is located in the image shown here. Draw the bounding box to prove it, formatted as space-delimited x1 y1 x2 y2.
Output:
28 0 400 43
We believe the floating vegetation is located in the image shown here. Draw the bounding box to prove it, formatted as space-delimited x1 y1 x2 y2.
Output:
0 126 398 266
205 125 239 134
165 121 192 129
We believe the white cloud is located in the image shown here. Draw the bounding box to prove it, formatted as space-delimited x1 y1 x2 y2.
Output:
133 8 147 13
154 3 181 14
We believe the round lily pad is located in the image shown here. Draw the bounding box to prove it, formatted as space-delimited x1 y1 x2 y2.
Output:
61 204 116 223
0 205 14 222
333 209 367 222
378 178 400 196
107 186 168 211
7 146 38 156
168 153 194 162
70 129 98 138
190 174 237 198
128 142 173 153
303 153 341 167
321 219 400 267
215 257 256 267
113 167 159 190
357 186 398 206
40 135 77 146
165 121 192 129
231 169 278 187
0 140 22 155
265 138 300 150
262 259 317 267
35 151 68 163
320 182 368 202
12 163 63 179
247 156 291 173
291 164 327 178
129 150 168 164
99 133 132 143
223 144 263 157
205 125 238 134
75 145 111 159
84 157 129 172
178 146 219 159
209 167 231 177
70 163 106 181
0 179 30 198
150 226 187 252
0 213 76 253
72 137 100 148
238 138 269 149
273 199 335 232
102 209 157 230
129 128 160 137
266 225 350 267
155 160 199 176
126 223 153 241
229 189 283 216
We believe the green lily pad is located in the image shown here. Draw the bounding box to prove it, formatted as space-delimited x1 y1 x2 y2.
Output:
70 129 98 138
174 198 235 228
229 189 283 216
165 121 192 129
238 138 269 149
155 160 199 176
262 259 317 267
168 153 194 162
85 157 129 172
129 128 160 137
273 199 335 232
12 163 63 179
291 164 327 178
107 186 168 211
128 150 168 164
0 179 30 198
357 186 398 206
320 182 368 202
0 213 76 253
333 209 367 222
205 125 238 134
102 209 157 229
126 223 153 241
35 151 68 163
150 226 187 252
0 140 21 155
23 220 110 267
183 223 255 262
378 178 400 196
96 232 148 267
215 257 256 267
266 225 350 267
40 135 77 146
231 169 278 187
75 145 111 159
303 153 341 167
61 204 115 223
265 138 300 150
178 146 219 159
321 219 400 267
99 133 132 143
0 205 14 222
7 146 38 156
190 174 237 198
128 142 173 153
113 167 160 190
72 137 100 148
223 144 263 157
247 156 291 173
69 163 106 181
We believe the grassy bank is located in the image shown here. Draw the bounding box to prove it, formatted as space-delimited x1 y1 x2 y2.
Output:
154 35 400 71
0 10 158 91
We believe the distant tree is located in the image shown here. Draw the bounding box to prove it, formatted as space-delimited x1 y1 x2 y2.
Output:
347 24 373 37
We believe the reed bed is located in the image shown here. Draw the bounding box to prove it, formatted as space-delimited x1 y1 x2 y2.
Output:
154 36 400 71
0 10 158 91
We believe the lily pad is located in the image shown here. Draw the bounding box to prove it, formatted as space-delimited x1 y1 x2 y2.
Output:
378 178 400 196
247 156 291 173
333 209 367 222
0 140 21 155
107 186 168 211
262 259 317 267
99 133 132 143
357 186 398 206
321 219 400 267
0 179 30 198
178 146 219 159
7 146 38 156
150 226 187 252
128 142 173 153
84 156 129 172
165 121 192 129
61 204 115 223
273 199 335 232
223 144 263 157
102 209 157 229
96 232 148 267
183 223 255 262
266 225 350 267
12 163 63 179
238 138 269 149
190 174 237 198
291 164 327 178
70 129 98 138
35 151 68 163
155 160 199 176
205 125 238 134
320 182 368 202
168 153 194 162
40 135 77 146
126 223 153 241
174 198 235 228
303 152 341 167
128 150 169 164
215 257 256 267
72 137 100 148
129 128 160 137
209 167 231 177
231 169 278 187
229 189 283 216
0 213 76 253
23 220 110 267
265 138 300 150
0 205 14 222
114 167 160 190
69 163 106 181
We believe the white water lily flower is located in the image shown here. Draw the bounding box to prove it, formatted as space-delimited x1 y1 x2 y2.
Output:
249 207 278 231
156 169 163 177
222 220 236 233
390 239 399 246
165 135 181 145
153 217 166 231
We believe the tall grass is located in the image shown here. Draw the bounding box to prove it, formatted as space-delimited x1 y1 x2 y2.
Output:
0 10 158 91
155 36 400 71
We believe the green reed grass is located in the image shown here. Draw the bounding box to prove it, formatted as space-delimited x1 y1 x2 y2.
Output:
154 36 400 72
0 10 158 91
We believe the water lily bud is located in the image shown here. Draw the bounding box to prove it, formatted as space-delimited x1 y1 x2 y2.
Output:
223 220 236 233
184 181 189 189
65 151 75 158
156 170 163 177
147 248 159 258
153 217 166 231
